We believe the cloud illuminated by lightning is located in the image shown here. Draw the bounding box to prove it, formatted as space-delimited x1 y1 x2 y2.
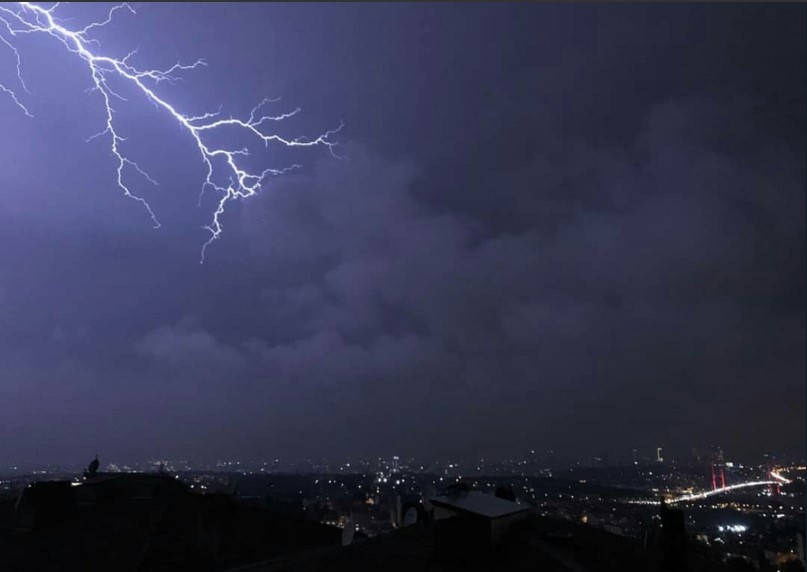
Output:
0 2 342 262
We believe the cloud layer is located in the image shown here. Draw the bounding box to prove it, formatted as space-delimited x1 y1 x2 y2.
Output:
0 4 802 465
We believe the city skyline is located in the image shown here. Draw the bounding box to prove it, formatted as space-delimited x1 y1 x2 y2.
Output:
0 3 803 464
0 443 802 475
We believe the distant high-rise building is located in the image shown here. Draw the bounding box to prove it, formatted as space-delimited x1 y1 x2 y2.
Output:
656 448 663 463
632 448 638 465
392 456 400 474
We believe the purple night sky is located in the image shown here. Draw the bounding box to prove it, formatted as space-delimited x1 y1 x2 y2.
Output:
0 3 803 465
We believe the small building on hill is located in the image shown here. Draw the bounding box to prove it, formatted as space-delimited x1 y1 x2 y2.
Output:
429 490 530 551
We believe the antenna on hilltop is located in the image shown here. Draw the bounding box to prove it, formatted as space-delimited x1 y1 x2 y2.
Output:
86 454 100 478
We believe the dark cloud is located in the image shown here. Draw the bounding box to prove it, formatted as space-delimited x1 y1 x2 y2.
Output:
221 94 803 459
0 3 802 464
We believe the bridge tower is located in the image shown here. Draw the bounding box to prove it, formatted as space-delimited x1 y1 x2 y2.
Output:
769 467 781 496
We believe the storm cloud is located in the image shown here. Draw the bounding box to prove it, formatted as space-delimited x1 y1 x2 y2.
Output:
0 3 802 465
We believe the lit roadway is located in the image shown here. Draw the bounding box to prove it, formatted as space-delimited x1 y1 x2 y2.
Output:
666 468 793 505
623 469 794 506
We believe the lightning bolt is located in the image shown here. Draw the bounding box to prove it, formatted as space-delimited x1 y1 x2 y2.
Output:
0 2 342 262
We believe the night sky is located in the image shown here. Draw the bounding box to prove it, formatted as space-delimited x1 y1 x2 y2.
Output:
0 3 803 465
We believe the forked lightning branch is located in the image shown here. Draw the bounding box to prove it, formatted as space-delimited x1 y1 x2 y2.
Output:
0 2 341 261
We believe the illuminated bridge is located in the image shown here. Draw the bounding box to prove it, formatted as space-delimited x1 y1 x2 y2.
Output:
625 469 793 506
666 468 792 505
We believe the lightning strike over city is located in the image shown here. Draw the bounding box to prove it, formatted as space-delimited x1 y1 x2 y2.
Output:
0 3 802 570
0 2 341 262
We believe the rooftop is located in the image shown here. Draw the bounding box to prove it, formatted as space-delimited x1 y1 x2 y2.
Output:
229 514 736 572
429 491 530 519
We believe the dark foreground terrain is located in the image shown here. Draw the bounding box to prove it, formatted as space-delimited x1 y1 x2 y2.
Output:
0 473 798 572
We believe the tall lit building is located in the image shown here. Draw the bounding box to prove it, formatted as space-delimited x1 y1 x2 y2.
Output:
656 447 664 463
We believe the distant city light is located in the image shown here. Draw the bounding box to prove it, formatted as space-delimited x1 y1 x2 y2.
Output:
718 525 747 533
